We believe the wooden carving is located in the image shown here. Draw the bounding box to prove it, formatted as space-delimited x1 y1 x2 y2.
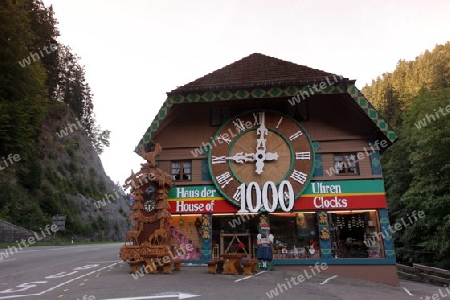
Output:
120 143 180 273
149 228 167 245
126 222 143 245
140 143 162 167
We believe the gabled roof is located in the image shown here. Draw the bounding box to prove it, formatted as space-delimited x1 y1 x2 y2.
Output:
136 53 397 155
169 53 350 94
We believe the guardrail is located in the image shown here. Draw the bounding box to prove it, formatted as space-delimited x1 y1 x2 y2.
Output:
397 263 450 285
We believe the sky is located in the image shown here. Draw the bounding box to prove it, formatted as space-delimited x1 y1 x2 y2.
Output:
41 0 450 184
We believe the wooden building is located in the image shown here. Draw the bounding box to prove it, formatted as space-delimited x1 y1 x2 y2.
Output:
135 53 399 285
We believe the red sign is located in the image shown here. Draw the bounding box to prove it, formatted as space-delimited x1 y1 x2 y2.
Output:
168 193 387 214
168 199 236 214
293 194 387 210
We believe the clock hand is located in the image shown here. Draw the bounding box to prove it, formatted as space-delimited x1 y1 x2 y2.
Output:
254 152 265 175
255 112 268 174
256 112 268 151
224 152 255 164
222 113 278 174
265 152 279 160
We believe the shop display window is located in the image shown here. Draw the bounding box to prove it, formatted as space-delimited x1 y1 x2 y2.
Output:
328 210 384 258
269 213 320 260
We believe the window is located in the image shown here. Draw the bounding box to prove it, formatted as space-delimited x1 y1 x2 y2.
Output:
270 213 320 260
171 160 192 181
333 153 359 175
328 211 384 259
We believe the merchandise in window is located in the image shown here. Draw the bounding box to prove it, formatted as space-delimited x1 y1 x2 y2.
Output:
270 213 320 260
328 211 384 258
171 161 192 181
333 153 359 175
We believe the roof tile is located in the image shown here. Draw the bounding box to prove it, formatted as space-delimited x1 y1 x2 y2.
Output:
169 53 349 94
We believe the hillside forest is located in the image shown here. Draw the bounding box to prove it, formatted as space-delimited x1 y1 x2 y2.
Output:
362 42 450 268
0 0 128 240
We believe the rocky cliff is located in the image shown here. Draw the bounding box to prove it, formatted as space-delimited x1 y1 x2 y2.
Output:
0 102 129 242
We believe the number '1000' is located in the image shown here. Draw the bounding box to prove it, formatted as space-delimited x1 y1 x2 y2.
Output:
236 180 294 213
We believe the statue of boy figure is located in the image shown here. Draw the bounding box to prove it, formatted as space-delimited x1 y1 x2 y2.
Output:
256 216 275 271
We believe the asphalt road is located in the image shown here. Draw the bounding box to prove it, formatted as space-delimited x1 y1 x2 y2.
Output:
0 243 445 300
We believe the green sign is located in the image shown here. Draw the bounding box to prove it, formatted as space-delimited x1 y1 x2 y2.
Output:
304 179 385 194
168 179 385 199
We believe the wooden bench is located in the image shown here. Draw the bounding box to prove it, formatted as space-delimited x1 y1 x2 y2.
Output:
206 260 225 274
242 259 258 275
207 261 218 274
172 259 183 271
162 262 172 274
216 260 225 274
251 259 258 273
128 260 143 274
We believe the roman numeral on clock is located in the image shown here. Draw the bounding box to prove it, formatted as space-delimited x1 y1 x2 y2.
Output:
211 156 226 164
216 134 231 144
233 187 242 202
290 170 308 184
275 116 283 128
253 112 264 126
289 130 303 141
216 171 233 188
232 118 246 133
295 152 311 160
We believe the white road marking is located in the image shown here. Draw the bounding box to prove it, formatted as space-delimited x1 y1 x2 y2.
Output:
403 287 413 296
320 275 338 285
34 263 116 295
101 293 200 300
0 258 17 264
77 248 101 252
234 275 253 282
48 247 72 251
88 260 123 264
0 294 28 299
0 262 117 299
13 250 40 253
234 270 266 282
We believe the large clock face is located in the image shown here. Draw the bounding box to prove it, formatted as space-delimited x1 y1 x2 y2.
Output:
209 110 314 212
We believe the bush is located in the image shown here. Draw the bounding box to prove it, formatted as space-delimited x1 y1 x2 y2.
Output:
17 155 42 190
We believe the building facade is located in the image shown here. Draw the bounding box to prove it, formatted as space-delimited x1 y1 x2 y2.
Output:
135 53 399 285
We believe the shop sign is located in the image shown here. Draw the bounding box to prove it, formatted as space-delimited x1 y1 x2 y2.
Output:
236 180 295 213
305 179 385 194
175 200 215 213
294 194 387 210
313 196 348 209
168 180 388 213
170 199 236 214
168 186 218 198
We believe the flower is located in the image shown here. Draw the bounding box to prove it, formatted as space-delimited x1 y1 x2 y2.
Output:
237 242 245 249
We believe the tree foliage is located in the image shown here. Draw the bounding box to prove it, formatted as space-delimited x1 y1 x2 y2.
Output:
0 0 109 155
363 42 450 268
0 0 49 153
53 44 110 154
0 0 112 233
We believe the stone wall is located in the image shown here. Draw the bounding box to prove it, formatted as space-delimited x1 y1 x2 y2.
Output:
0 220 52 243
